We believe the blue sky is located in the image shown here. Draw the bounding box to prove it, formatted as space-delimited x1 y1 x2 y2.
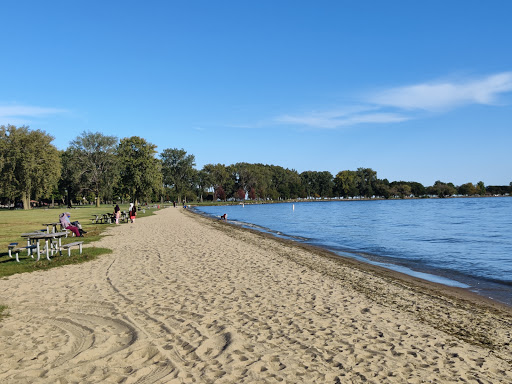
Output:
1 1 511 186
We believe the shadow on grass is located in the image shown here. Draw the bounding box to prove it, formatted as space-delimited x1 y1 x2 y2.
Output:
0 247 112 279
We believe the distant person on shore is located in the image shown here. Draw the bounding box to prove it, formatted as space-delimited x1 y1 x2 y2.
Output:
220 213 227 220
114 204 121 224
173 201 176 208
59 212 84 237
130 204 137 223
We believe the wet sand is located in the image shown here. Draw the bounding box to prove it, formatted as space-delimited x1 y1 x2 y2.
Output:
0 207 511 383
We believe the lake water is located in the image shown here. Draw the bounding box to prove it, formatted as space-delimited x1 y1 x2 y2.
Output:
194 197 512 306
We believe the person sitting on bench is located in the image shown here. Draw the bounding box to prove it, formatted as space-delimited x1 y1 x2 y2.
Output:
59 212 85 237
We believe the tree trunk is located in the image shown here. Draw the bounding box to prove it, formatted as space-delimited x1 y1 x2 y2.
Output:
96 195 101 207
22 191 30 210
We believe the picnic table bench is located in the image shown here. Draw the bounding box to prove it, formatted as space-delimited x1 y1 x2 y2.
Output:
91 214 102 224
8 230 83 262
103 213 114 224
8 242 37 262
120 211 129 223
20 231 69 261
61 241 84 257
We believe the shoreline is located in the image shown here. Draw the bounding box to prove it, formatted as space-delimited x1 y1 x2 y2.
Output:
190 200 512 308
0 207 511 383
188 194 510 207
186 208 512 314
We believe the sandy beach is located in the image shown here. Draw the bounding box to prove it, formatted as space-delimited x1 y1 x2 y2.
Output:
0 207 511 383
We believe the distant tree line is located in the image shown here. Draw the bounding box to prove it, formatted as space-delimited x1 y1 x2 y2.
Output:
1 125 511 209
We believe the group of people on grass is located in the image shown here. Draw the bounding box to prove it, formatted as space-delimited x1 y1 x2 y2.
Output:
114 203 137 224
59 204 138 237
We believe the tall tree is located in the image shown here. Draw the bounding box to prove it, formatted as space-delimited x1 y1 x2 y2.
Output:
0 125 61 209
202 163 232 200
390 182 412 198
356 167 377 198
160 148 196 203
196 169 212 202
316 171 334 197
117 136 162 204
428 181 456 198
67 131 119 207
409 182 426 197
231 162 257 196
458 182 477 196
334 170 359 198
476 181 486 196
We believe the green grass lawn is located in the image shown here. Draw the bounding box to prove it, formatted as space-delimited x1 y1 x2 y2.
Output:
0 204 161 279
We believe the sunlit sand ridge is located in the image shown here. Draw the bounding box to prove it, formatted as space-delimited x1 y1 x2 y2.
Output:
0 207 511 383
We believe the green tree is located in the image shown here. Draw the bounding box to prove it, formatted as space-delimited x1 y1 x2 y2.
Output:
196 169 212 202
251 164 273 199
0 125 61 209
476 181 486 196
428 181 456 198
301 171 334 198
117 136 163 204
356 167 377 198
409 182 426 197
374 178 391 198
160 148 196 203
390 183 412 198
458 182 477 196
202 163 232 200
269 165 302 200
334 170 358 198
67 131 119 207
60 149 82 206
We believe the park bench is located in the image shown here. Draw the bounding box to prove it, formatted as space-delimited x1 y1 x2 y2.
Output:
102 213 113 224
8 242 37 262
91 214 102 224
61 241 84 257
120 211 130 223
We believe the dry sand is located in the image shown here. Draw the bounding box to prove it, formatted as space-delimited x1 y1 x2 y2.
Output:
0 207 511 383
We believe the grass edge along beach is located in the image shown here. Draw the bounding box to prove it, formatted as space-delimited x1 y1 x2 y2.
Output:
0 204 166 279
0 205 511 382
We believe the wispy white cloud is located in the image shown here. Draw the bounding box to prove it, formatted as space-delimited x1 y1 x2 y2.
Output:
274 71 512 129
368 72 512 111
0 105 68 124
276 109 410 129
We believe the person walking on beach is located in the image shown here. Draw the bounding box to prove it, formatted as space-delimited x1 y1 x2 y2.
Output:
130 204 137 223
114 204 121 224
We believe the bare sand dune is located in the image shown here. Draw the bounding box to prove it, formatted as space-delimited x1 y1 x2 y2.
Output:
0 207 511 383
